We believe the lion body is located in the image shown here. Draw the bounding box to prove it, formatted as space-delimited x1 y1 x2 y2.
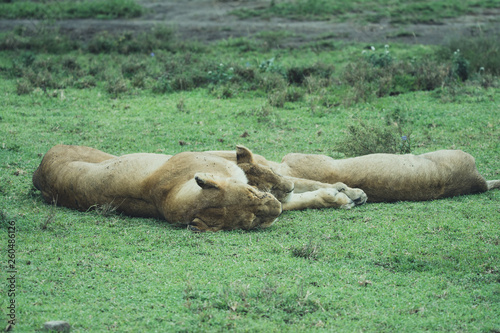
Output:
33 145 283 231
276 150 498 202
33 145 367 231
33 145 492 231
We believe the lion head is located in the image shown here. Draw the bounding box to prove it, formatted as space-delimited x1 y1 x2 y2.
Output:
235 145 294 203
184 172 283 232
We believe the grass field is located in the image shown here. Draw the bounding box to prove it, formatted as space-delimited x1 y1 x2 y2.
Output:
1 1 500 332
0 0 142 19
232 0 500 24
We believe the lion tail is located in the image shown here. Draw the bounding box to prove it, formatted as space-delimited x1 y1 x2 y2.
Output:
487 180 500 191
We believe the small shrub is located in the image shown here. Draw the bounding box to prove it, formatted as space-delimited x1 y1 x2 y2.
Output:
223 37 260 52
152 74 172 94
268 89 287 108
256 30 293 49
291 240 321 260
450 49 469 81
413 60 448 91
210 84 235 99
24 68 60 90
336 119 413 157
87 31 116 53
0 25 75 53
469 70 498 89
365 45 394 68
106 77 129 97
61 56 80 71
13 25 78 53
207 63 234 84
130 72 147 88
259 57 286 77
176 98 187 113
86 60 107 81
74 76 97 89
16 79 32 95
442 37 500 76
171 75 194 91
87 26 180 54
287 62 334 85
121 60 146 79
285 85 305 102
259 72 287 92
232 64 256 82
341 48 458 103
304 75 330 94
19 51 36 66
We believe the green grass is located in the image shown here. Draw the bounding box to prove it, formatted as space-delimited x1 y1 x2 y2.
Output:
232 0 500 24
0 0 143 19
0 18 499 333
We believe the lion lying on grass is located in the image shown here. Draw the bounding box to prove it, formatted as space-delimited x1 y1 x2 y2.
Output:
33 145 367 232
212 149 499 202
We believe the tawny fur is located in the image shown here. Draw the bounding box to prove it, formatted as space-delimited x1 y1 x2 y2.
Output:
33 145 282 232
274 150 498 202
33 145 367 231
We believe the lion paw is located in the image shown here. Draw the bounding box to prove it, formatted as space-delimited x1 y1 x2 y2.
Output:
346 188 367 206
317 188 354 209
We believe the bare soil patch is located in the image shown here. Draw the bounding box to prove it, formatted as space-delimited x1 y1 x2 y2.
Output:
1 0 499 46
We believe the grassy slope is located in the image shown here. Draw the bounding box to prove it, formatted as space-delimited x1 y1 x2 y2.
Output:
1 55 499 331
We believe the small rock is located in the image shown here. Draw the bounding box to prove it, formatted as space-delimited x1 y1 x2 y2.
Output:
44 321 70 332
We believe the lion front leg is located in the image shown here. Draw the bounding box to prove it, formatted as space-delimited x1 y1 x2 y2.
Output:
332 182 368 206
282 188 356 211
284 177 367 207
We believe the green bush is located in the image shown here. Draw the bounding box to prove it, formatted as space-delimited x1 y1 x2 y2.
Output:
451 49 470 81
336 119 413 156
341 47 453 104
87 26 177 54
0 25 78 53
286 62 334 85
441 37 500 76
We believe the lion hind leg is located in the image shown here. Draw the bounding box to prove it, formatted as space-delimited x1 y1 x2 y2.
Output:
487 180 500 191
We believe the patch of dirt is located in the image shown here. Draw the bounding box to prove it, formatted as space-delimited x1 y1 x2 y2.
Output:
1 0 499 46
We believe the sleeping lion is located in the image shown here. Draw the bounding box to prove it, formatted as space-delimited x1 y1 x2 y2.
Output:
212 149 499 202
33 145 366 232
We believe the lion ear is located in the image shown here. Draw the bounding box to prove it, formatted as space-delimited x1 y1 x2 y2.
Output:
236 145 255 164
195 173 220 190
